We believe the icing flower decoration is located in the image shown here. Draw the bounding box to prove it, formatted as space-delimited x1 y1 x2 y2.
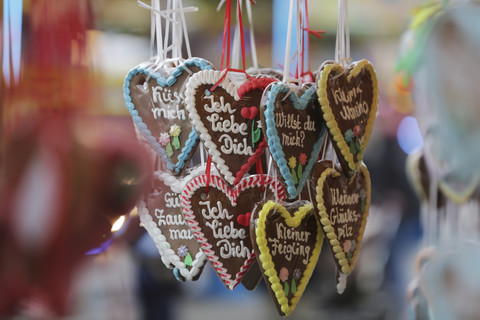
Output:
343 240 352 253
359 189 367 200
350 240 357 253
288 156 297 169
360 188 367 213
288 156 299 184
159 132 170 147
293 268 301 281
178 245 188 258
169 124 181 137
279 267 289 282
299 153 307 166
353 125 361 137
169 124 182 150
344 129 354 143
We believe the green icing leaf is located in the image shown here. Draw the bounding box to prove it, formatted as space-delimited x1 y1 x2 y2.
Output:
172 136 181 150
284 281 290 296
350 141 357 154
253 127 261 145
361 199 366 213
291 279 297 294
291 168 298 184
166 143 174 157
184 252 193 266
297 164 303 180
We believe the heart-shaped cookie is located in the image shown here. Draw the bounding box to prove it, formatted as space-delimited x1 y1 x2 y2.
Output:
180 174 286 290
123 58 213 175
262 83 326 199
137 166 208 281
312 160 370 276
317 60 378 176
184 70 276 185
251 200 323 316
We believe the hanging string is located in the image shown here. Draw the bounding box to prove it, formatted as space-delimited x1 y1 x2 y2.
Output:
154 0 163 63
231 0 241 69
139 0 198 62
210 0 251 93
256 158 265 191
220 0 232 70
178 0 193 58
245 0 258 70
295 0 301 79
282 0 295 83
299 0 324 81
205 155 213 194
335 0 351 65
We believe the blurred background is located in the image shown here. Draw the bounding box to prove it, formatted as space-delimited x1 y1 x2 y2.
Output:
0 0 443 319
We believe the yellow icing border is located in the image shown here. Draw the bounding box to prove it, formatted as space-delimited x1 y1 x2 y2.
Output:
406 150 429 201
315 163 371 275
439 178 478 205
255 201 323 316
317 60 379 173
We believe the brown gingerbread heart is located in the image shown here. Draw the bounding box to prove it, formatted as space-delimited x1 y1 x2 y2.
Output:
138 169 207 281
124 58 213 175
261 82 326 199
317 60 378 176
250 200 323 316
312 160 371 277
180 174 285 290
184 70 276 185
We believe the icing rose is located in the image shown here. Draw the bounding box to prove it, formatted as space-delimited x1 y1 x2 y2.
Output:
344 129 354 142
353 125 361 137
359 189 367 200
178 245 188 257
343 240 352 253
279 267 289 282
159 132 170 147
288 156 297 169
169 124 182 137
299 153 307 166
293 268 301 281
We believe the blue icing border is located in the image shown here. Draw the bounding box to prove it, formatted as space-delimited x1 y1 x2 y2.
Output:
123 57 212 174
264 83 326 199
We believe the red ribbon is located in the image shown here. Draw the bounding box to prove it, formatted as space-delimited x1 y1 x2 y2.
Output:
210 0 251 93
205 155 212 194
256 158 264 191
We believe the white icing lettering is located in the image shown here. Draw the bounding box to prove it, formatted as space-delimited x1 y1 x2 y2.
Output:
206 113 248 135
169 228 194 240
199 200 234 220
203 95 236 114
217 239 251 259
219 134 254 156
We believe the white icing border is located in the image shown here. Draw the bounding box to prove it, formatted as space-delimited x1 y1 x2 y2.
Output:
180 174 286 290
184 70 244 185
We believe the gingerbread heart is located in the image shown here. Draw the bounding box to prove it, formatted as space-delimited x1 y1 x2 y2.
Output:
251 200 323 316
137 166 208 281
184 70 276 185
180 174 286 290
123 58 213 175
312 160 371 277
262 83 326 199
317 60 378 175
